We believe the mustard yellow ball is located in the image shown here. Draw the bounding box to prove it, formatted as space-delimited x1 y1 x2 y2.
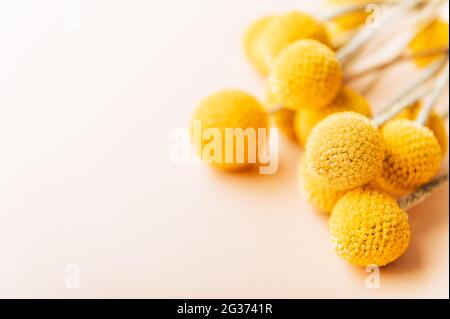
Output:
305 112 384 190
394 102 448 157
255 11 331 75
329 188 411 267
243 15 274 75
299 156 348 214
294 87 372 145
191 90 268 171
374 119 442 196
267 39 342 111
408 19 449 68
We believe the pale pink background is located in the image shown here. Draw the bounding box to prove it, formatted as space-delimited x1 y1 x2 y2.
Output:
0 0 448 298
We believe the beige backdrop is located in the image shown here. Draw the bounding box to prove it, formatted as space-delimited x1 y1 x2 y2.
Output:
0 0 448 298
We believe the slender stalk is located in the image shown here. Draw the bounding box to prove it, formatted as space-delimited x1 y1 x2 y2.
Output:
372 85 433 126
398 174 449 210
416 61 450 125
336 0 423 66
376 56 448 115
345 47 449 82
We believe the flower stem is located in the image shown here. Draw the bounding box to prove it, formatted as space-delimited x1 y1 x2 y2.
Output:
398 174 449 210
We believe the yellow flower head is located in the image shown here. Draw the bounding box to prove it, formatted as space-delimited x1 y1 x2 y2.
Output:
294 86 372 145
374 119 442 196
394 102 448 157
254 11 330 75
243 16 274 75
329 188 411 267
305 112 384 190
299 156 348 214
408 19 449 68
267 39 342 111
191 90 268 171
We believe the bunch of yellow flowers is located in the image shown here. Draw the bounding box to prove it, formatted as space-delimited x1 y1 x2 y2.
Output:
190 1 449 268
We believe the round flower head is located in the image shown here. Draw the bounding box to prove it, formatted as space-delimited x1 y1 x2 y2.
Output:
294 86 372 145
243 15 274 75
305 112 384 190
299 156 348 214
408 19 449 68
329 188 411 267
394 102 448 157
255 11 330 75
267 39 342 111
191 90 268 171
374 119 442 196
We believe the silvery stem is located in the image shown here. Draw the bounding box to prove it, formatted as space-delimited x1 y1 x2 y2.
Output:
398 174 449 210
375 57 448 116
372 85 433 126
336 0 423 66
416 61 449 125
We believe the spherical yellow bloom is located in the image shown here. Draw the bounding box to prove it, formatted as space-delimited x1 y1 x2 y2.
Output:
305 112 384 190
243 16 274 75
408 19 449 68
191 90 268 171
394 102 448 157
267 39 342 111
329 188 411 267
299 156 348 214
374 119 442 196
294 87 372 145
255 11 330 75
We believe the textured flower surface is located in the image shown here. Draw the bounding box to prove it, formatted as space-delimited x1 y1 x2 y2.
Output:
294 86 372 145
255 11 330 75
329 188 411 267
191 90 268 171
394 103 448 157
305 112 384 190
374 119 442 196
267 39 342 111
299 156 349 214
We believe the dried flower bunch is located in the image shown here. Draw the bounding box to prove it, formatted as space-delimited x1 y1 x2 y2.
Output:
191 0 449 267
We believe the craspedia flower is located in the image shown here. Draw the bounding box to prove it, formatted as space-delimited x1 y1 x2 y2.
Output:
299 156 348 214
408 19 449 68
243 15 274 75
394 102 448 157
294 86 372 145
267 39 342 111
191 90 268 171
329 188 411 267
305 112 384 190
374 119 442 196
254 11 331 75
